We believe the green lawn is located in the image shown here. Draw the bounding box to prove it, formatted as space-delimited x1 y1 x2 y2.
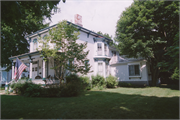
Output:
1 86 180 119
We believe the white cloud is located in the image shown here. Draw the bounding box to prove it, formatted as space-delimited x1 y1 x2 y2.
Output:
45 0 133 39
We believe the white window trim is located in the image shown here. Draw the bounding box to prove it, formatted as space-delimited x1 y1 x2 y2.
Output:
33 38 38 52
97 62 103 76
127 62 141 78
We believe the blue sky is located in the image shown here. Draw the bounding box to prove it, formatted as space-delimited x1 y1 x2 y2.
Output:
45 0 133 39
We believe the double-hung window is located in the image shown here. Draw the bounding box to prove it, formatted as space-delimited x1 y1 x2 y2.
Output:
112 51 116 62
98 62 103 76
97 43 102 55
43 35 48 48
104 44 107 56
129 64 140 76
33 39 38 52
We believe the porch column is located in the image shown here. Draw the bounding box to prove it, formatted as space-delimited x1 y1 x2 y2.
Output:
11 61 14 80
29 58 33 80
42 59 46 80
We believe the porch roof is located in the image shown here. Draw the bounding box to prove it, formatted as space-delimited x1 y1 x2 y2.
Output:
8 51 41 61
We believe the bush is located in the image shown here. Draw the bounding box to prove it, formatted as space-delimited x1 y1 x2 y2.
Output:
10 81 42 97
106 75 118 88
60 74 85 97
41 85 61 97
66 74 80 83
91 74 106 88
79 76 91 90
60 80 83 97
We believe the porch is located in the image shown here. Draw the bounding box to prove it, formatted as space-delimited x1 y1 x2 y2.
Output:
8 51 59 85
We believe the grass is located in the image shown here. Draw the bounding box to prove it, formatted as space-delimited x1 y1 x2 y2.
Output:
1 86 180 119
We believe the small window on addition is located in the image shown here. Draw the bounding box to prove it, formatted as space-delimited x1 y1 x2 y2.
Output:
129 65 140 76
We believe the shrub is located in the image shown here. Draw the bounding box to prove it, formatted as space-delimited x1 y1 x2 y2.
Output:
66 74 80 83
60 74 85 97
23 82 42 97
10 81 42 97
79 76 91 90
106 75 118 88
41 85 61 97
91 74 106 88
60 80 83 97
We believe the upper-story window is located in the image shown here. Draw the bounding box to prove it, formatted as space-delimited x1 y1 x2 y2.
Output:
97 43 102 55
111 51 117 62
33 38 38 51
43 35 48 47
104 44 107 56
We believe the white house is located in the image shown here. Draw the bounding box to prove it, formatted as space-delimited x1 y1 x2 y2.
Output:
0 65 12 86
8 21 152 86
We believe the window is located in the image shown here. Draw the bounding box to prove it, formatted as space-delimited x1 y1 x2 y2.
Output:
43 35 48 48
97 43 102 55
33 39 38 51
104 44 107 56
98 62 103 76
106 63 108 76
112 51 116 62
129 65 140 76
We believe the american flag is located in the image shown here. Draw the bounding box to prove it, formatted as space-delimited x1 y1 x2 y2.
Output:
14 58 27 81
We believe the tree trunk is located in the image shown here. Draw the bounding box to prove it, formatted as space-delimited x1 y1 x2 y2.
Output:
150 58 160 86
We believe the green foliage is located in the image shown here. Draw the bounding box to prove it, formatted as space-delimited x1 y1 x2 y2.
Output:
171 67 179 80
10 81 42 97
39 20 91 84
115 1 179 85
1 1 61 69
79 76 91 90
66 74 80 83
91 74 106 88
59 74 89 97
97 31 112 39
106 75 118 88
60 81 83 97
0 87 5 90
41 85 61 97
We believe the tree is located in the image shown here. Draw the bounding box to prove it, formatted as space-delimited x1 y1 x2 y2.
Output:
1 1 64 68
97 31 112 39
39 20 91 85
158 32 179 80
115 0 179 86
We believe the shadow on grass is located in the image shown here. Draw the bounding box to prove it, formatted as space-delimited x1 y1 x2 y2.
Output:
1 90 179 119
158 84 179 90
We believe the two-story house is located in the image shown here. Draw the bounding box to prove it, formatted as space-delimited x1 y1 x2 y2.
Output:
8 21 152 85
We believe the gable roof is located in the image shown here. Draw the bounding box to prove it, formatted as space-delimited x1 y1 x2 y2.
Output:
26 21 113 42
